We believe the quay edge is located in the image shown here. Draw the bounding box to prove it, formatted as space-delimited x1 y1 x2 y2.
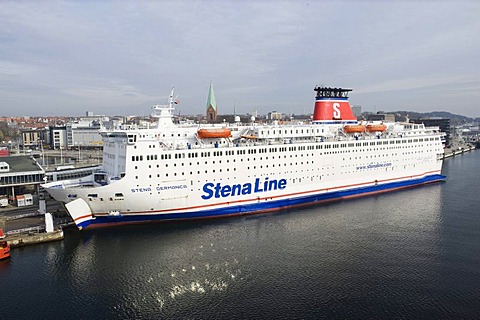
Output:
6 229 64 248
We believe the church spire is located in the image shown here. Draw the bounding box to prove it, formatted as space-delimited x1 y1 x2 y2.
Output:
206 82 218 122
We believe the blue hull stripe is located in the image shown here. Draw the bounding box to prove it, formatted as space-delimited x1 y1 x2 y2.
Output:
84 174 445 228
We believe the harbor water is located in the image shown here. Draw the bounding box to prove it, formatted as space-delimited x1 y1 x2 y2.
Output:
1 151 480 319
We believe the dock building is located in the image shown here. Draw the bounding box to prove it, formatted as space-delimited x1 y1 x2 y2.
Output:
0 156 45 204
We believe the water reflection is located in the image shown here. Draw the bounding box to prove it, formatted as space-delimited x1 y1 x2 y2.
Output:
61 224 246 316
57 183 444 317
5 151 480 319
0 258 12 272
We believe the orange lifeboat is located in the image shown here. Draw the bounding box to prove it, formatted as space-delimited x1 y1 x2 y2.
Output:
343 125 365 133
366 124 387 132
240 135 257 139
0 228 10 260
197 128 232 139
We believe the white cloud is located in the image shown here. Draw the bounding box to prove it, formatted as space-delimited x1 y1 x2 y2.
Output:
0 1 479 117
0 60 38 76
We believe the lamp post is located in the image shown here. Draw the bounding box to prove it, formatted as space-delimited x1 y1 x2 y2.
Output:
39 139 45 168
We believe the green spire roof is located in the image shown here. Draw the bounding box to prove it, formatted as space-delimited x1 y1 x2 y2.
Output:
206 82 217 111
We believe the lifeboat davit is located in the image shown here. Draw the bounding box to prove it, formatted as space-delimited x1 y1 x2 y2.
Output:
343 125 365 133
366 124 387 132
197 128 232 139
0 228 10 260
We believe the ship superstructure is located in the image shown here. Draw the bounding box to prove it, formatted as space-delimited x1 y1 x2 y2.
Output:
42 86 446 229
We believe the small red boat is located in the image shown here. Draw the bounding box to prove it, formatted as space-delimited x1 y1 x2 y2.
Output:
0 228 10 260
197 128 232 139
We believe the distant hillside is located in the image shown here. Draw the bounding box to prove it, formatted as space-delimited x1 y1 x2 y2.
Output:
376 111 478 126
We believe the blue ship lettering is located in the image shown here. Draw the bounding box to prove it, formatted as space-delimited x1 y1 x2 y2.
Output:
202 177 287 200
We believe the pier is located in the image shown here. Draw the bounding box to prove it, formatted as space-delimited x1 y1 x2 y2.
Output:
442 144 476 159
6 228 64 248
0 198 72 249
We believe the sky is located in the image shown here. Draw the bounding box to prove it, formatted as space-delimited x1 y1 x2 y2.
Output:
1 1 479 118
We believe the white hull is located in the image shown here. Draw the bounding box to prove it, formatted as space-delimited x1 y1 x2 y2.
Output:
42 86 446 229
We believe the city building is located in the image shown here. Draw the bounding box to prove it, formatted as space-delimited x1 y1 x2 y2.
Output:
47 119 107 149
70 119 104 148
49 126 68 149
21 128 48 150
367 113 395 122
267 111 283 120
351 105 362 118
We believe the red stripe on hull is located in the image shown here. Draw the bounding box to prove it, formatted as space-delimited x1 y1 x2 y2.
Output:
74 214 94 222
84 178 444 230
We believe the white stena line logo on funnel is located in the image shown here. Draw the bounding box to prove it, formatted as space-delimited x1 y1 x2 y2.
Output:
333 103 341 118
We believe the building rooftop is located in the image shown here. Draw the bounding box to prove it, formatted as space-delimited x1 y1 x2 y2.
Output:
0 155 44 174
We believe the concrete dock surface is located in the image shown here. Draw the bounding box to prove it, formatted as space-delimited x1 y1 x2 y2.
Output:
0 198 71 248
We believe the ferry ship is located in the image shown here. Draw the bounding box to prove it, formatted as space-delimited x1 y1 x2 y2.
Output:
42 86 446 229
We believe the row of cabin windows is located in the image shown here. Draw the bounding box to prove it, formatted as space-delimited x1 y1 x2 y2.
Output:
135 146 432 179
133 146 435 173
132 154 159 161
132 154 160 161
129 137 440 162
259 128 325 135
134 143 436 165
130 147 436 180
257 147 303 153
131 154 411 180
86 193 124 201
159 133 188 137
132 145 435 164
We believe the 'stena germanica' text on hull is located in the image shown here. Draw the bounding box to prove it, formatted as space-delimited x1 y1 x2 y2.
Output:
42 86 446 229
